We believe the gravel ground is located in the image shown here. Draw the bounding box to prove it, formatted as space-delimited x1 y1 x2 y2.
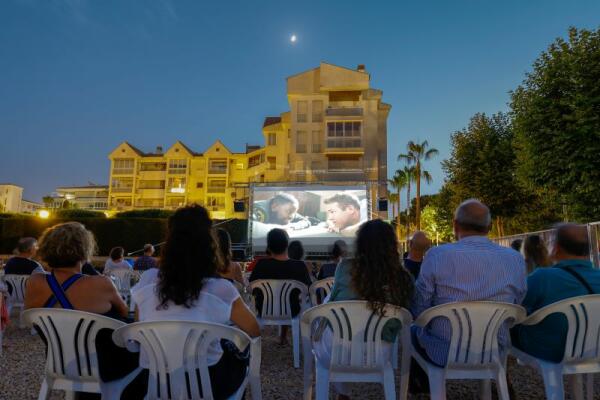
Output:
0 323 596 399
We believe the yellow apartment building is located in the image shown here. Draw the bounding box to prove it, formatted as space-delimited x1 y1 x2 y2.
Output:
108 62 390 219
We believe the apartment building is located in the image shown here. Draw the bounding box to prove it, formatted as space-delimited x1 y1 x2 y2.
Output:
50 185 109 211
108 62 390 219
0 184 24 213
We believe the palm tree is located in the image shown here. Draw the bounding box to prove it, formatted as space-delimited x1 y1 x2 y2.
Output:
401 165 416 241
387 192 399 230
398 140 439 230
388 170 407 238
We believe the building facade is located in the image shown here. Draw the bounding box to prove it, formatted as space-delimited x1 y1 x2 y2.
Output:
50 185 109 211
0 184 24 213
21 199 43 214
108 62 390 219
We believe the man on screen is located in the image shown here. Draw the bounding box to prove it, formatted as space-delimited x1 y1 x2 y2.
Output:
267 193 300 225
324 193 363 235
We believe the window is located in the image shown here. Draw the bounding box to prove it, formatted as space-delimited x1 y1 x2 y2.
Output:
207 179 226 193
168 159 187 174
296 131 307 153
208 159 227 174
139 162 166 171
111 178 133 192
207 196 225 208
249 153 265 168
138 180 165 189
311 130 322 153
328 156 363 171
312 100 323 122
196 182 204 189
166 197 185 207
167 177 186 193
268 133 277 146
326 122 362 148
267 156 276 170
112 158 134 174
297 101 307 123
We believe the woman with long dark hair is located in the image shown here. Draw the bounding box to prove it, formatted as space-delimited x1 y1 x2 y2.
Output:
132 205 260 399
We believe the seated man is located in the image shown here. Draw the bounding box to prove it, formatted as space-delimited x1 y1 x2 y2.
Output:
403 231 431 279
249 228 312 344
4 237 44 275
512 223 600 362
133 244 158 271
411 199 526 367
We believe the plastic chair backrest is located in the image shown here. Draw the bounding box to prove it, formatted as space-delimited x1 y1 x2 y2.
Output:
301 300 412 369
520 294 600 364
414 301 526 368
249 279 309 321
3 274 29 304
22 308 125 382
309 278 334 306
108 269 139 291
112 320 251 400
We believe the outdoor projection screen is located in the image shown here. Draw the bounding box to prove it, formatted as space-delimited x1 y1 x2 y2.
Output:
249 184 370 255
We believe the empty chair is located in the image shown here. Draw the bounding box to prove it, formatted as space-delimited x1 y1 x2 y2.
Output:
412 301 526 400
249 279 309 368
3 274 29 327
511 294 600 400
301 300 413 400
22 308 141 400
112 320 262 400
309 278 334 307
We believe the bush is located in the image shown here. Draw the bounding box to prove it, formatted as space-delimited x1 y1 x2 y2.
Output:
115 209 175 219
53 209 107 219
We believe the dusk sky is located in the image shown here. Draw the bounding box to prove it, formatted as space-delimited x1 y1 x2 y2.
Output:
1 0 599 202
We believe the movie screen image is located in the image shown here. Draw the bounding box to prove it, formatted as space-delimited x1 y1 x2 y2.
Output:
249 185 369 254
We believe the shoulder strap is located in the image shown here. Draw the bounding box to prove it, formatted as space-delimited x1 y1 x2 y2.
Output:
557 265 595 295
44 272 83 309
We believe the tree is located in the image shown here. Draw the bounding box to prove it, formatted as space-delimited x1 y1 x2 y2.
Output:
400 165 416 241
398 140 439 230
42 196 54 208
388 170 408 238
511 27 600 221
421 204 453 244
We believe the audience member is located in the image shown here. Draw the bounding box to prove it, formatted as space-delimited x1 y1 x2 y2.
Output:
411 199 526 368
317 240 347 280
288 240 315 280
511 238 523 253
216 228 245 285
403 231 431 279
4 237 44 275
512 224 600 362
132 244 158 271
103 246 131 275
24 222 141 397
249 228 312 344
131 205 259 399
523 234 552 273
315 220 414 400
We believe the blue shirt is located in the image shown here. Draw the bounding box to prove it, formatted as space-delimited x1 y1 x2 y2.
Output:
512 259 600 362
411 235 527 366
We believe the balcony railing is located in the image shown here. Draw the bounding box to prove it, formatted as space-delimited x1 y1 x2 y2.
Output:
207 186 226 194
208 167 227 174
111 187 133 193
112 168 134 175
326 138 362 149
325 107 363 117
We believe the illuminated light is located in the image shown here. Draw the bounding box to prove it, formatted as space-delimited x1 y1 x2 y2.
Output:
38 210 50 219
170 187 185 194
290 34 297 43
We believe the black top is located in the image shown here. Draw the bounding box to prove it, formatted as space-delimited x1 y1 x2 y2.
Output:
403 257 423 279
317 262 338 280
4 256 43 275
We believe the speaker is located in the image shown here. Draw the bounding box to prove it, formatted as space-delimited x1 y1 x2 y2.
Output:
234 200 245 212
378 199 388 212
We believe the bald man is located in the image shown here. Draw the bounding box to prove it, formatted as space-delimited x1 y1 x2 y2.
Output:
404 231 431 279
512 223 600 362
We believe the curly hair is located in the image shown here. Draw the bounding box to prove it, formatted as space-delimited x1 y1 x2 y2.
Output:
351 219 414 315
38 222 97 268
216 228 232 274
157 205 223 308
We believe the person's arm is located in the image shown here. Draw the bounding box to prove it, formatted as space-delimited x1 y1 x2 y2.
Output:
230 297 260 337
103 276 129 317
410 251 438 318
24 274 44 309
232 262 245 285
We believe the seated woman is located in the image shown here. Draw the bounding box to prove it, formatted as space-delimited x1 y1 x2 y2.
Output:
216 228 245 286
314 219 414 400
103 246 131 275
24 222 141 397
131 205 260 400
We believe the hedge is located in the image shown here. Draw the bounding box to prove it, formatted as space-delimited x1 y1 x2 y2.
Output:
0 216 248 256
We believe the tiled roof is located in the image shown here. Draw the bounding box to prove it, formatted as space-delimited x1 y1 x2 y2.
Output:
263 117 281 128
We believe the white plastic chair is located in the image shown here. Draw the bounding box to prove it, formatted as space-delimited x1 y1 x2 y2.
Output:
22 308 141 400
112 320 262 400
108 269 140 311
412 301 526 400
511 294 600 400
309 278 334 307
3 274 29 327
301 300 413 400
249 279 309 368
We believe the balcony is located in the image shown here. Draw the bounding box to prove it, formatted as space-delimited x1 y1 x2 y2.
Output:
325 107 363 117
208 166 228 174
324 138 363 154
207 186 226 194
111 168 134 175
111 187 133 193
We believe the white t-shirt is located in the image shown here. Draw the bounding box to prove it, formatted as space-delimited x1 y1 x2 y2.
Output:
131 268 240 366
104 259 132 275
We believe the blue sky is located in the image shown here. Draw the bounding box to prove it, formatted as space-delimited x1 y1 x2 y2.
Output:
1 0 599 202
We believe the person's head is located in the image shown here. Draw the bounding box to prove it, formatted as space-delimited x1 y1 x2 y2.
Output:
268 193 299 225
351 220 414 315
331 240 347 260
324 193 361 231
143 243 155 256
14 237 38 258
453 199 491 239
266 228 289 256
288 240 305 260
409 231 431 255
109 247 125 261
510 239 523 253
158 205 223 308
551 223 590 262
37 222 97 269
216 228 232 269
523 235 551 273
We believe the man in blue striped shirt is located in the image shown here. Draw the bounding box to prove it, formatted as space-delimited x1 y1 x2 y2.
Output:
411 199 527 367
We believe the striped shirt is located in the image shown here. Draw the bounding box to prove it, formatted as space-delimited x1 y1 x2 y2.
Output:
411 235 527 366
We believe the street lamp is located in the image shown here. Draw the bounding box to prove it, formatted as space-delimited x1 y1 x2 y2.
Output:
38 210 50 219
